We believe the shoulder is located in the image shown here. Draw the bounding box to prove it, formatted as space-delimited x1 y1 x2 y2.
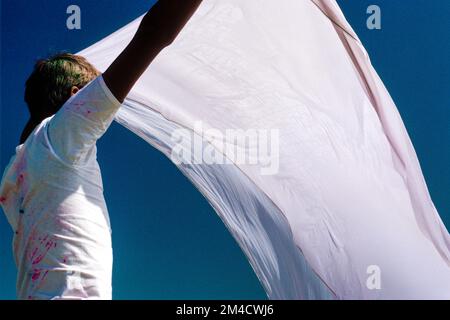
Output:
31 116 55 148
21 116 73 166
66 75 122 112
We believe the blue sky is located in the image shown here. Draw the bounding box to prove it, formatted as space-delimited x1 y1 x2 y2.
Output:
1 1 449 299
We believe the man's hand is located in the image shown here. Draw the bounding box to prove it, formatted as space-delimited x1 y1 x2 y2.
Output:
103 0 203 103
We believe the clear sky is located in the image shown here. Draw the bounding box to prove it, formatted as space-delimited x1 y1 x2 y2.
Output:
1 1 449 299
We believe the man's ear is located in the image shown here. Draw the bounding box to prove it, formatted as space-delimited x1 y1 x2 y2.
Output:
70 86 80 96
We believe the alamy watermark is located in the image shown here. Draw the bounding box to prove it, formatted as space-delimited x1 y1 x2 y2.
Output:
366 265 382 290
367 5 382 30
65 4 381 31
66 5 81 30
170 121 280 175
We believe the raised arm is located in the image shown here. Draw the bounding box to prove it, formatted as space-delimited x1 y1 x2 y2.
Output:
103 0 203 103
47 1 202 164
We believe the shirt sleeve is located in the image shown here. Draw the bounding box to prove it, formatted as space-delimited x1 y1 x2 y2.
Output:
47 75 122 164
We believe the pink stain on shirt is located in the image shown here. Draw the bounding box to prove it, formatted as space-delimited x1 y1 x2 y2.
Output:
31 268 49 282
30 235 57 265
0 196 6 203
32 254 45 265
14 172 26 189
31 269 41 281
30 247 39 261
40 235 49 245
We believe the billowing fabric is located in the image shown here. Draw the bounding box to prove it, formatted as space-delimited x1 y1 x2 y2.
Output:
0 76 119 299
80 0 450 299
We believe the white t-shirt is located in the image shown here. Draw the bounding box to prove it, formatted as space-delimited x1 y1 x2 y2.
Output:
0 75 121 299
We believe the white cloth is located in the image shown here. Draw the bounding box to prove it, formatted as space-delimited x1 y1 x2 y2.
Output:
0 76 120 299
80 0 450 299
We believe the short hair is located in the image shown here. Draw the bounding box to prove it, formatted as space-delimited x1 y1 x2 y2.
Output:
24 53 100 120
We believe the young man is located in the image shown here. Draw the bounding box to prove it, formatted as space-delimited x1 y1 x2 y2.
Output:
0 0 203 299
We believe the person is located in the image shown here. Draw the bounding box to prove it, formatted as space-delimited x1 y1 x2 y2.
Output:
0 0 203 300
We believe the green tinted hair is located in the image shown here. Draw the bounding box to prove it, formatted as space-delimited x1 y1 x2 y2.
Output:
24 53 100 120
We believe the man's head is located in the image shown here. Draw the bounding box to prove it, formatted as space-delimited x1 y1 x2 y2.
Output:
21 53 100 143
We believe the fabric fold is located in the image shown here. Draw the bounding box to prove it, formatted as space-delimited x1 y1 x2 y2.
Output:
79 0 450 299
